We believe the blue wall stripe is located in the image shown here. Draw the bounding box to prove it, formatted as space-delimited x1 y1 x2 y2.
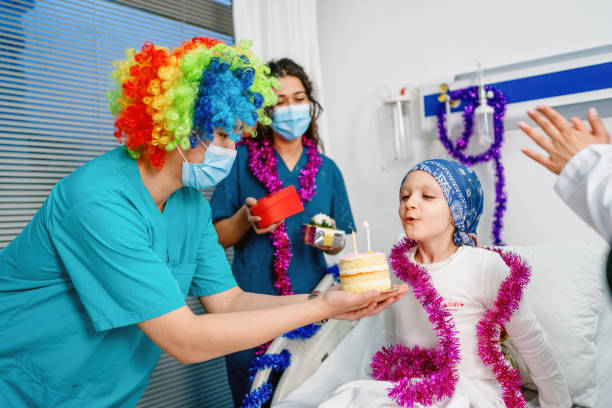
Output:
423 61 612 117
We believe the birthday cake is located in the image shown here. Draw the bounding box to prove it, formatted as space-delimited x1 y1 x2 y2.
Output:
339 252 391 293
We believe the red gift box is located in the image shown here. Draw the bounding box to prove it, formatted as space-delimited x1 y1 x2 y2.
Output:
250 185 304 228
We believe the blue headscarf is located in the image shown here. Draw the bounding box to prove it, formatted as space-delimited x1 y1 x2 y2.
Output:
404 159 484 247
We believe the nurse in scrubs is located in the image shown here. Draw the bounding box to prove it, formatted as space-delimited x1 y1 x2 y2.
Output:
0 38 407 407
211 58 356 405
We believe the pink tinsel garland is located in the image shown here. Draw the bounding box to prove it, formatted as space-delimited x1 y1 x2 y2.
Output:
371 238 530 407
241 136 322 354
476 248 530 407
371 238 460 407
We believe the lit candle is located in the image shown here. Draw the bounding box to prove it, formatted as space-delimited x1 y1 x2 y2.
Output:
363 221 372 252
351 229 358 254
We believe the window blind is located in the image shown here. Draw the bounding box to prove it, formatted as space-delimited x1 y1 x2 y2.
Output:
0 0 231 249
112 0 233 38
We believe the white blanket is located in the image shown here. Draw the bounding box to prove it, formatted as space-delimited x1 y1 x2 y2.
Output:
275 311 546 408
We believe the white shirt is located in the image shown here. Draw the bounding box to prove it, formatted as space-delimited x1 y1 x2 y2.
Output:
554 143 612 242
387 246 571 408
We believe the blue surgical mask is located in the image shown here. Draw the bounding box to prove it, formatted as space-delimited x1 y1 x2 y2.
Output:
271 103 312 141
178 143 237 190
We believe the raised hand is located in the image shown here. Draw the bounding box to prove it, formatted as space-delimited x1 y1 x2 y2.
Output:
519 105 610 174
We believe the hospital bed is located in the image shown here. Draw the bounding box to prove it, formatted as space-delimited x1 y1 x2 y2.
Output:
252 241 611 407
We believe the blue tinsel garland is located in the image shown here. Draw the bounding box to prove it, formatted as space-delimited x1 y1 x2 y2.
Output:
239 383 273 408
238 266 340 408
248 349 292 380
282 323 321 340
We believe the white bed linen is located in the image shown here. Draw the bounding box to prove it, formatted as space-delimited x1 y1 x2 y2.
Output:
273 242 612 407
595 290 612 408
276 313 510 408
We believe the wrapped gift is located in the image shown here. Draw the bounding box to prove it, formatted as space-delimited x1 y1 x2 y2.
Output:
303 224 346 248
250 185 304 228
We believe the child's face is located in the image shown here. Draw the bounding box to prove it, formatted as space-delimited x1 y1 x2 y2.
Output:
398 170 455 243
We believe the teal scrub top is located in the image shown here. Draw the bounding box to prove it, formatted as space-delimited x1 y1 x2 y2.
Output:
0 146 237 407
210 144 355 295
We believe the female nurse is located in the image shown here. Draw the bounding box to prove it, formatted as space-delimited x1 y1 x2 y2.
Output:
210 58 357 405
0 39 407 407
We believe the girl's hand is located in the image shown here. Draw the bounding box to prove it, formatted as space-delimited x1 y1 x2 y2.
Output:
319 284 409 321
244 197 284 234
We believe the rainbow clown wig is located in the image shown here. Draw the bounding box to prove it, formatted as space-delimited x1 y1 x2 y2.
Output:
107 37 279 169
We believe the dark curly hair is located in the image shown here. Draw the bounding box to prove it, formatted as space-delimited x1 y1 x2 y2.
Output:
255 58 324 150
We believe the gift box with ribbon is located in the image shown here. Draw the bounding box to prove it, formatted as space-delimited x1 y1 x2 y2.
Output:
250 185 304 228
303 224 346 248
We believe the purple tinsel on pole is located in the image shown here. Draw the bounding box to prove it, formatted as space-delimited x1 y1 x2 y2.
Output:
436 86 507 245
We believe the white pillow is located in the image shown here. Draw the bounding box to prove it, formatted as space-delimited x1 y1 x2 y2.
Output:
503 242 608 407
595 291 612 408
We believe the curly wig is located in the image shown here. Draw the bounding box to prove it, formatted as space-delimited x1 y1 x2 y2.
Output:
107 37 279 169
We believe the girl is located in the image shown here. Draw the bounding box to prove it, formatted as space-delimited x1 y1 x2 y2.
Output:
279 159 570 408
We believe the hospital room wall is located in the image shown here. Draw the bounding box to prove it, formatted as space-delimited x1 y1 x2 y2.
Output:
317 0 612 255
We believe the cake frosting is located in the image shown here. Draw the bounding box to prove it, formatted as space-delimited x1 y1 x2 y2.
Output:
339 252 391 293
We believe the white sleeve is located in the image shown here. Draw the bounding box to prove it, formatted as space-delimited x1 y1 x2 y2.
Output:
506 295 572 407
486 252 571 408
554 143 612 241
